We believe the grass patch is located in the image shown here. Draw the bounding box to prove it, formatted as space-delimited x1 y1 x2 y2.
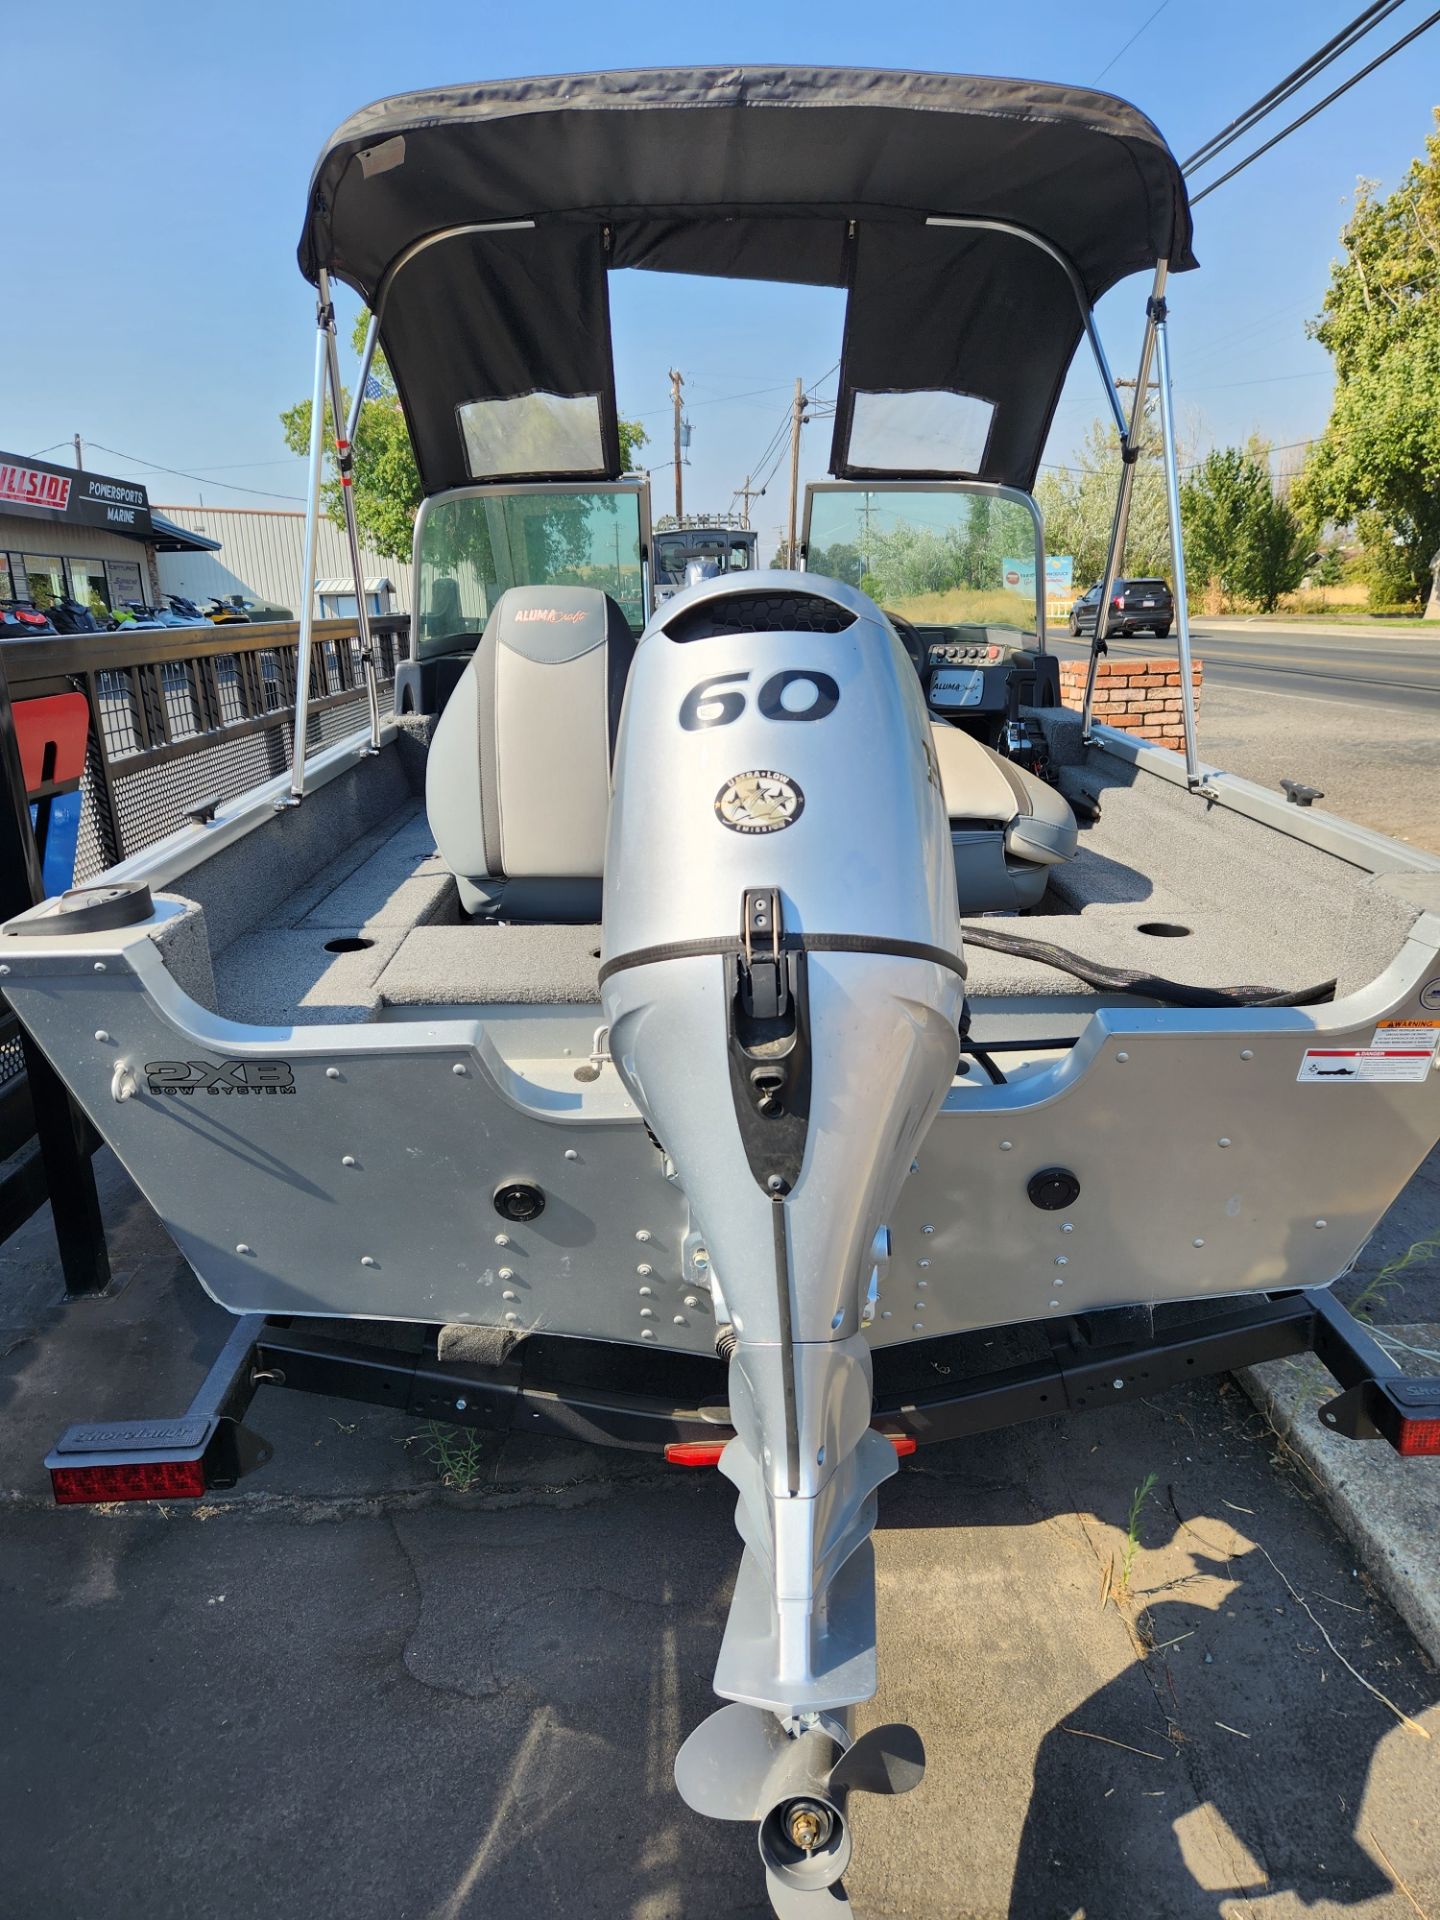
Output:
1118 1472 1159 1600
418 1422 489 1492
1349 1230 1440 1324
883 587 1035 629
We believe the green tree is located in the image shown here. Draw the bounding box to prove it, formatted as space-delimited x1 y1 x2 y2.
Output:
1243 488 1314 612
1181 446 1266 600
282 318 648 562
1294 116 1440 610
1033 413 1173 588
1180 441 1312 611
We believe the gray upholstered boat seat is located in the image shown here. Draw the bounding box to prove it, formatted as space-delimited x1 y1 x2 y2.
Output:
930 720 1078 913
426 585 635 919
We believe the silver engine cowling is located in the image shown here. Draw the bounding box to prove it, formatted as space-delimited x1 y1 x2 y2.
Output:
603 571 963 1911
602 571 963 1719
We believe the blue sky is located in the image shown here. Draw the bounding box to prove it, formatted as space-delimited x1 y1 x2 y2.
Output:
9 1 1438 560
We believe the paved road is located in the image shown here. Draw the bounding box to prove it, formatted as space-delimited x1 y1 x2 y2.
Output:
1049 624 1440 716
1047 622 1440 853
2 1159 1439 1919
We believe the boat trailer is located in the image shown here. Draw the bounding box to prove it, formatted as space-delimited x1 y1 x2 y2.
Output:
45 1284 1440 1507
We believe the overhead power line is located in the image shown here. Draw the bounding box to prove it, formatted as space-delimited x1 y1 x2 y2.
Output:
84 440 306 502
1189 5 1440 204
1094 0 1174 85
1183 0 1406 173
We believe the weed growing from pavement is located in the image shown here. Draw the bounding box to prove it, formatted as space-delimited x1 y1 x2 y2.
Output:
1119 1472 1159 1599
1349 1230 1440 1323
418 1421 488 1492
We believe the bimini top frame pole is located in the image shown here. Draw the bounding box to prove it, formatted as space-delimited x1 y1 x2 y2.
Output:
1079 261 1202 785
925 217 1129 441
317 271 382 760
1152 293 1202 783
1083 263 1166 744
282 289 331 805
284 269 384 804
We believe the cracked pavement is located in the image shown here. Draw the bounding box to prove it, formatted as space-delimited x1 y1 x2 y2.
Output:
1 1157 1438 1918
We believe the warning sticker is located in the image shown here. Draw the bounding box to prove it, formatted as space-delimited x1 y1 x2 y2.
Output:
1298 1048 1434 1084
1371 1022 1440 1053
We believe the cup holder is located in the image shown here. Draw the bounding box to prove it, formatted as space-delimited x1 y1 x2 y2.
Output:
324 936 375 953
1136 921 1191 938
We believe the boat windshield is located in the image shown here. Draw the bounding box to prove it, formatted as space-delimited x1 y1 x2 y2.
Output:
653 529 758 587
415 486 647 657
805 486 1044 634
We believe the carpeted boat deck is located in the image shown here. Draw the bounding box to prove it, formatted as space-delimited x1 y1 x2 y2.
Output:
193 730 1425 1028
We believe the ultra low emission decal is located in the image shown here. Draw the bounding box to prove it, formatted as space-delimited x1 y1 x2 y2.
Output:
715 771 805 834
144 1060 296 1096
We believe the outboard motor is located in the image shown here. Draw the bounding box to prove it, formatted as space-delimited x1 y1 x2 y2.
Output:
601 570 964 1911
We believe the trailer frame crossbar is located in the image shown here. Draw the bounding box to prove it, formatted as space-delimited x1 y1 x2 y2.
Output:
42 1285 1440 1502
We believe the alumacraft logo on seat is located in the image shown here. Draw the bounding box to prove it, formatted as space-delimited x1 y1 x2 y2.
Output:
514 608 587 623
144 1060 296 1096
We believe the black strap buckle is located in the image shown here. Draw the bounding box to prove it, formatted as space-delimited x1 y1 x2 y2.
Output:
739 889 787 1020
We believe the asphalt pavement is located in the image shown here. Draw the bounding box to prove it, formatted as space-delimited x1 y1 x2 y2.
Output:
2 1158 1439 1920
1049 623 1440 716
1049 622 1440 853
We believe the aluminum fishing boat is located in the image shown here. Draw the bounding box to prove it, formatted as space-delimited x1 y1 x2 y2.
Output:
6 68 1440 1917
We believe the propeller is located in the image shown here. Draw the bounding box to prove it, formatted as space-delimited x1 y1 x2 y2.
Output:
675 1706 926 1916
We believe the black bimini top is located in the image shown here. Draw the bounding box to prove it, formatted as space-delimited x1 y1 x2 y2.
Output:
299 68 1195 496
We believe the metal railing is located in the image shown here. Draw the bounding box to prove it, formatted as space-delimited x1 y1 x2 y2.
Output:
0 613 409 1257
3 613 409 880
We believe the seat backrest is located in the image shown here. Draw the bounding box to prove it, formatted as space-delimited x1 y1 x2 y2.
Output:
426 585 635 919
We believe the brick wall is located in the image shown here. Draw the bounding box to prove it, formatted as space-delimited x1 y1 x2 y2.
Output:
1056 656 1203 749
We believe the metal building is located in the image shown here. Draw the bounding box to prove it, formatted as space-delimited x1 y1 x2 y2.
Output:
154 505 413 618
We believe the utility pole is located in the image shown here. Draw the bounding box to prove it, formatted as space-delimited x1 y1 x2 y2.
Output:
734 474 763 530
72 433 84 470
785 377 806 569
859 491 877 577
669 368 685 523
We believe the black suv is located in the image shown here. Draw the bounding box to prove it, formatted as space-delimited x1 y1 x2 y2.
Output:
1069 578 1173 639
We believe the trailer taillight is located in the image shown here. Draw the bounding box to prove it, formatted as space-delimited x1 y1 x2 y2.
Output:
1395 1416 1440 1458
1321 1375 1440 1457
50 1458 208 1505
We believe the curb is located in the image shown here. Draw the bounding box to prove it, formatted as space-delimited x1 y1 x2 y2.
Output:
1237 1322 1440 1666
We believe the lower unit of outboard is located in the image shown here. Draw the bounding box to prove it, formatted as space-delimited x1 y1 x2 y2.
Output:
600 570 966 1909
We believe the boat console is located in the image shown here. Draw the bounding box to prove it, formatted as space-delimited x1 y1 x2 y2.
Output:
918 629 1061 725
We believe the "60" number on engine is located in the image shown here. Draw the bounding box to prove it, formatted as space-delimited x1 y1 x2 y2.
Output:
679 669 840 731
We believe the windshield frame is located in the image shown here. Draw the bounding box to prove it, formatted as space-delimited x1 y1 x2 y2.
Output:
411 477 653 659
801 479 1047 650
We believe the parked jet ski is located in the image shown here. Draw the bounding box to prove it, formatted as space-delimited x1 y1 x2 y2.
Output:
0 601 55 637
44 595 106 635
4 67 1439 1920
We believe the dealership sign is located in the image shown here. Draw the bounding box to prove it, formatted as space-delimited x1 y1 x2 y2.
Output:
0 453 152 535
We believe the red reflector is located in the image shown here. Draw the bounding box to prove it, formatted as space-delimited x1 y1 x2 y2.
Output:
664 1432 919 1467
50 1459 207 1505
665 1441 727 1467
1396 1419 1440 1458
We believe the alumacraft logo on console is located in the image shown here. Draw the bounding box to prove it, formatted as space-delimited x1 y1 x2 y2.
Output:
714 770 805 834
144 1060 296 1096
